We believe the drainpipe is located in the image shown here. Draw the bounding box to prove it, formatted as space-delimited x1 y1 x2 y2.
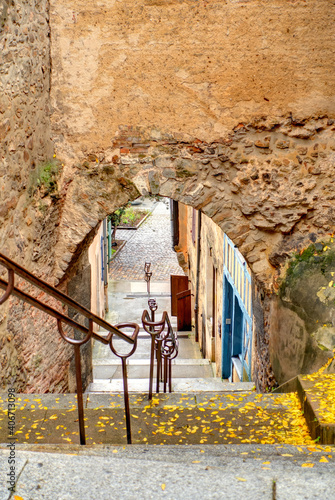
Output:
103 218 109 314
170 200 179 250
194 209 202 343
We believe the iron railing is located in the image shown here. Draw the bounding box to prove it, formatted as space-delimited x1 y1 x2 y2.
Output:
142 299 178 398
0 252 138 445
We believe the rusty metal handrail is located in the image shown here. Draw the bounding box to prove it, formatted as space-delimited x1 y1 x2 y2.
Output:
162 314 179 393
0 252 133 344
142 301 179 397
109 323 140 444
142 308 167 399
0 252 139 445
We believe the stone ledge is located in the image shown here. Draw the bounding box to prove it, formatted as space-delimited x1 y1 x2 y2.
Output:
297 375 335 445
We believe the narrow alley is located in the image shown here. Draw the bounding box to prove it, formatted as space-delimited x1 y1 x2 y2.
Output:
90 198 228 393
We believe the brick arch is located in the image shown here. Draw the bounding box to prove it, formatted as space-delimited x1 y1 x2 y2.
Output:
54 118 335 291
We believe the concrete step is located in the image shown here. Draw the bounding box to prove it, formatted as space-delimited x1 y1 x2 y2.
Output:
92 363 214 381
0 391 314 450
87 378 254 393
1 444 334 500
93 357 212 366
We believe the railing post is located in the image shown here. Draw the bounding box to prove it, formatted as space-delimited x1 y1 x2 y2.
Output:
109 323 139 445
147 299 158 400
144 262 152 295
156 339 162 393
74 344 86 445
121 358 132 444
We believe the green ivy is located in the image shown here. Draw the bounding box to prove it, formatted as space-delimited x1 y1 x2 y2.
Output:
29 160 60 197
279 240 335 297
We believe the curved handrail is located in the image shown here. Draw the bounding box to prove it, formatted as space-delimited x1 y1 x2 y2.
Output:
109 323 140 359
0 269 14 305
0 252 133 344
57 318 93 346
141 309 168 338
0 252 142 446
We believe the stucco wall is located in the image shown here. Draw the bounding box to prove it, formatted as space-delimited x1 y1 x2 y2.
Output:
50 0 335 155
88 222 105 318
185 208 223 376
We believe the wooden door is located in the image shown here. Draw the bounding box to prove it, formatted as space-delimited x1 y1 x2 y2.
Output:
177 289 192 331
170 275 188 316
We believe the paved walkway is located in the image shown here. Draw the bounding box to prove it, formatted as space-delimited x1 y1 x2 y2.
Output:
2 444 335 500
109 199 184 281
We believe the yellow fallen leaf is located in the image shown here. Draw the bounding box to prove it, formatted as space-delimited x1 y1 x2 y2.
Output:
14 496 24 500
192 461 200 463
302 463 314 468
263 462 271 465
236 477 247 482
49 415 58 420
320 457 329 463
161 484 166 491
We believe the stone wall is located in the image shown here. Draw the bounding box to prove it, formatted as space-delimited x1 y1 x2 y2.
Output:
50 0 335 152
46 0 335 390
1 0 335 392
269 240 335 386
50 120 335 290
0 0 77 392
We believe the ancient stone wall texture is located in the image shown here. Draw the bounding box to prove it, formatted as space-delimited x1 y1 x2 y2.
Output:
50 0 335 152
0 0 73 392
1 0 335 391
47 0 335 390
49 0 335 285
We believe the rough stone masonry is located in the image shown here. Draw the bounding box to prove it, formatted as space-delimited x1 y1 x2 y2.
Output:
0 0 335 391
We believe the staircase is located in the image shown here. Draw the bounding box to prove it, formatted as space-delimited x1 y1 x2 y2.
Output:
1 257 335 498
89 280 254 394
0 390 313 446
89 329 254 393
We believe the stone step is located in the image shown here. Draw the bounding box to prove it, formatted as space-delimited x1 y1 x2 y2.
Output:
93 358 212 366
0 391 284 410
88 378 254 393
1 444 334 500
0 391 314 449
92 363 214 381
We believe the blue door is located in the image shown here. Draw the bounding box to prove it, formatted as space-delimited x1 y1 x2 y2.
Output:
221 235 252 381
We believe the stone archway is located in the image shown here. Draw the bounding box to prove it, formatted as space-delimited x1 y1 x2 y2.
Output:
52 118 335 290
1 0 335 393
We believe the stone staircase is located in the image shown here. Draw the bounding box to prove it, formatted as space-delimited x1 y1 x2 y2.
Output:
0 390 311 447
1 386 334 498
89 326 256 393
89 327 252 393
2 442 335 500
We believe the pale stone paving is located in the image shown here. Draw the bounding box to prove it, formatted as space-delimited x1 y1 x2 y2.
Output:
109 201 185 281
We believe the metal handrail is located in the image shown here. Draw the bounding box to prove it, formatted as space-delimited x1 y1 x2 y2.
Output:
142 304 178 397
109 322 140 444
0 252 133 344
142 308 167 399
0 252 138 445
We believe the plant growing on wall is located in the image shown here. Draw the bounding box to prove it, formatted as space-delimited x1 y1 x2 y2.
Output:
108 205 127 245
28 159 61 198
